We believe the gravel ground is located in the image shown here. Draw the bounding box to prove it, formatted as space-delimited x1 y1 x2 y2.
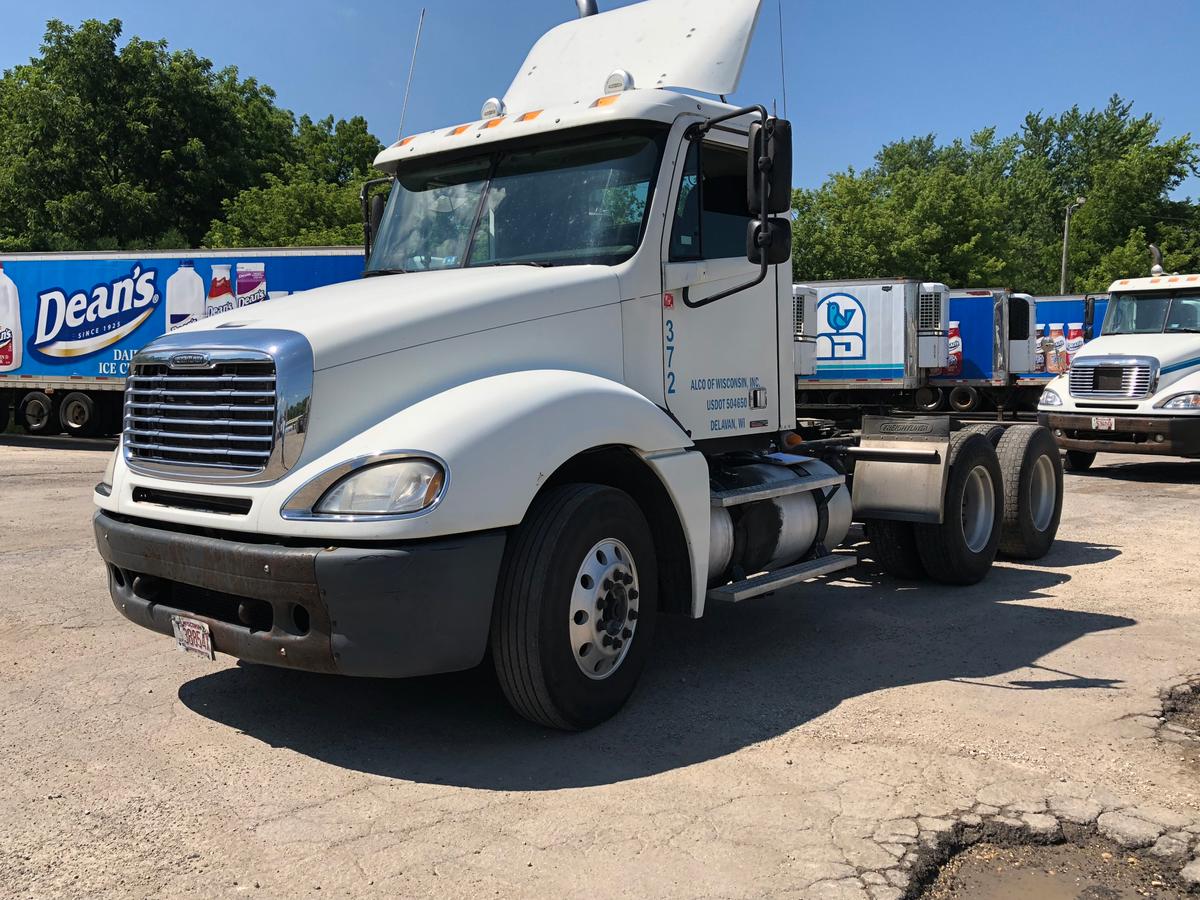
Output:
1 441 1198 899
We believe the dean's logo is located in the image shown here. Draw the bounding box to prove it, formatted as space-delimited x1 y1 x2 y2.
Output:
816 292 866 361
31 265 159 360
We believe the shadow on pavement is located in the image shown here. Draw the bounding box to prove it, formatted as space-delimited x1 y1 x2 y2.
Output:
0 433 117 452
1074 459 1200 483
179 559 1134 791
1003 538 1120 568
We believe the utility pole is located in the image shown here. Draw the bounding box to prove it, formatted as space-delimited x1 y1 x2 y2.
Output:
1060 196 1086 294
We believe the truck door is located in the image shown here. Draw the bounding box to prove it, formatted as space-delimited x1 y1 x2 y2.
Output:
660 135 783 441
1007 293 1037 373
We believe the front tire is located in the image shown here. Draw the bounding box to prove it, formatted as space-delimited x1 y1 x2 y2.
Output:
915 432 1003 585
491 484 658 730
1064 450 1096 472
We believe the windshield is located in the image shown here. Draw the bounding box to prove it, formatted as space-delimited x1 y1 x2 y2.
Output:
1103 292 1200 335
366 129 666 273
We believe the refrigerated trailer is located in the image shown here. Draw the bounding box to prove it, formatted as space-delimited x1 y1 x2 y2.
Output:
0 249 364 437
91 0 1066 730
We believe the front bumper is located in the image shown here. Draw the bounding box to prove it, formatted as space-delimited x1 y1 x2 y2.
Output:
1039 412 1200 457
94 511 507 677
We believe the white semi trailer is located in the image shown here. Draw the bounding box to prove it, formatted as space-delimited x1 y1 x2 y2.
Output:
92 0 1065 729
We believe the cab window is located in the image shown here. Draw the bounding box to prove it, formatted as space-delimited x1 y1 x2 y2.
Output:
669 140 752 261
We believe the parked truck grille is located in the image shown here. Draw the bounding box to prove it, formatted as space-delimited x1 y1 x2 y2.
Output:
124 361 278 473
1068 362 1154 400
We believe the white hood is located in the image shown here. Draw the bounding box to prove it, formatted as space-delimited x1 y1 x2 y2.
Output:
183 265 622 370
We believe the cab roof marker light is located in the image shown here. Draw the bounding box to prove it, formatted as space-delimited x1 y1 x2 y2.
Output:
591 95 620 108
449 124 472 136
480 116 507 130
397 136 416 147
517 110 543 122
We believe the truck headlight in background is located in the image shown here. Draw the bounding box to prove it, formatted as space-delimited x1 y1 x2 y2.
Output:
315 459 445 515
1157 393 1200 410
1038 388 1063 407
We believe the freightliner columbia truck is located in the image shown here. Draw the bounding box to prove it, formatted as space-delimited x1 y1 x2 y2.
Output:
1039 247 1200 469
93 0 1066 729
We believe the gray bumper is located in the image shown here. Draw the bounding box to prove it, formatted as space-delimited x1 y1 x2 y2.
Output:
1039 412 1200 458
94 511 506 678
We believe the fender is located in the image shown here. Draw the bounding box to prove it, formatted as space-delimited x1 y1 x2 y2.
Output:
257 369 698 542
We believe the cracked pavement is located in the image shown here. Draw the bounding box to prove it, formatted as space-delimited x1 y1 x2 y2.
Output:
1 443 1198 898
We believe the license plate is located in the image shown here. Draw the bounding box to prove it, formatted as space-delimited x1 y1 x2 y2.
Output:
170 615 214 660
1091 416 1116 431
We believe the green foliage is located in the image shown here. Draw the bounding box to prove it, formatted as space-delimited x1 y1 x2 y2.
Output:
793 96 1200 293
0 18 382 252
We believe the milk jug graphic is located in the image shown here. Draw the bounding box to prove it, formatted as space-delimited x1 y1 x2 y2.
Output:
166 261 205 331
205 264 236 318
0 262 22 372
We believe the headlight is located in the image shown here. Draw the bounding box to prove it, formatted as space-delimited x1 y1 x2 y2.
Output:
1038 388 1063 407
314 459 445 516
1159 393 1200 410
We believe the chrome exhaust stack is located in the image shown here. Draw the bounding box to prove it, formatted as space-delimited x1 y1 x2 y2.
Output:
576 0 599 16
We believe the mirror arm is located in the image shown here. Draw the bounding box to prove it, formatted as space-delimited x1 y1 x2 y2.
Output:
360 176 392 258
682 105 774 309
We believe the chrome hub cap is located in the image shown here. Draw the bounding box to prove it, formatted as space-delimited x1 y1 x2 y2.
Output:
569 538 640 680
1029 453 1056 532
962 465 996 553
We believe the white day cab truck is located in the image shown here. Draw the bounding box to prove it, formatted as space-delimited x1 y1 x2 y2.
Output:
93 0 1066 729
1038 247 1200 469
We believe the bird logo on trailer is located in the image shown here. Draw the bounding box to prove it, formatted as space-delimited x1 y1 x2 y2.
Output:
816 292 866 360
31 265 160 360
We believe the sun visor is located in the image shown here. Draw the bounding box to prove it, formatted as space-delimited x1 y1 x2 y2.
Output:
503 0 762 111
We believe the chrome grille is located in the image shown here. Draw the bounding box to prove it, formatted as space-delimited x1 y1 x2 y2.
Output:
1068 359 1155 400
125 361 278 472
918 291 942 330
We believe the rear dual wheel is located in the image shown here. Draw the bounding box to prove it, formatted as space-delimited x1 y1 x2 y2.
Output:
995 425 1063 560
17 391 59 435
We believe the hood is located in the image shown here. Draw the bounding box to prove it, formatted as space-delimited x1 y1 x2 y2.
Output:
179 266 622 370
1075 334 1200 380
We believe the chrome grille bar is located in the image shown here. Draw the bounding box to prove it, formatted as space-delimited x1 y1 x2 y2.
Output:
1068 356 1157 400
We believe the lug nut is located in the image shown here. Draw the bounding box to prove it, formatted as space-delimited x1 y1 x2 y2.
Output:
612 639 623 650
628 589 639 600
601 634 613 647
623 628 632 639
628 609 638 621
603 578 613 591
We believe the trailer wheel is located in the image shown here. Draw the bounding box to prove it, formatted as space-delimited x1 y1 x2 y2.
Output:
914 387 943 412
1064 450 1096 472
863 518 927 580
949 385 980 413
491 483 657 730
59 392 99 437
915 432 1003 585
17 391 60 436
962 423 1005 447
995 425 1062 560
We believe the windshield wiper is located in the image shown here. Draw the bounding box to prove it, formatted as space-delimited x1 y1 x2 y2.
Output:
363 268 409 278
489 261 554 268
1168 327 1200 333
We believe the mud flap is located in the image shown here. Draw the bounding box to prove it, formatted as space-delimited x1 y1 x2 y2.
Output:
848 416 952 524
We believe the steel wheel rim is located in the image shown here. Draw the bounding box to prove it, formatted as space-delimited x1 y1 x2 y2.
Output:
64 399 87 427
569 538 640 681
961 465 995 553
1029 453 1056 532
25 400 49 429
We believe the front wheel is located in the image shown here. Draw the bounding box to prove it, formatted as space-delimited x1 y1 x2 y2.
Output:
1064 450 1096 472
491 484 658 730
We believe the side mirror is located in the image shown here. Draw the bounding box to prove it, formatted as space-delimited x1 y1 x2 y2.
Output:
360 176 392 258
747 117 792 215
746 217 791 266
368 194 387 249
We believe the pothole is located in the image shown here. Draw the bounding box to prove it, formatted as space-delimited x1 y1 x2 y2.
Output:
1160 678 1200 769
918 837 1186 899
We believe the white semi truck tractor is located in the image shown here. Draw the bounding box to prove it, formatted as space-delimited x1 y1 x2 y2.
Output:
1039 247 1200 469
92 0 1065 729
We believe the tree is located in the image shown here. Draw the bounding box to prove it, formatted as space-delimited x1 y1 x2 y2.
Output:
792 96 1199 293
0 19 296 250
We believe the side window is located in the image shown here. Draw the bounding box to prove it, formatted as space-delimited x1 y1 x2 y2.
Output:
1008 297 1030 341
669 140 752 261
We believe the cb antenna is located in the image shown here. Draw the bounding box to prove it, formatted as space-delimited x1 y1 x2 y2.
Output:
397 7 427 141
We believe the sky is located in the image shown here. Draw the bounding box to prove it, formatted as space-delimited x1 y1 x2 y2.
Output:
1 0 1198 198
